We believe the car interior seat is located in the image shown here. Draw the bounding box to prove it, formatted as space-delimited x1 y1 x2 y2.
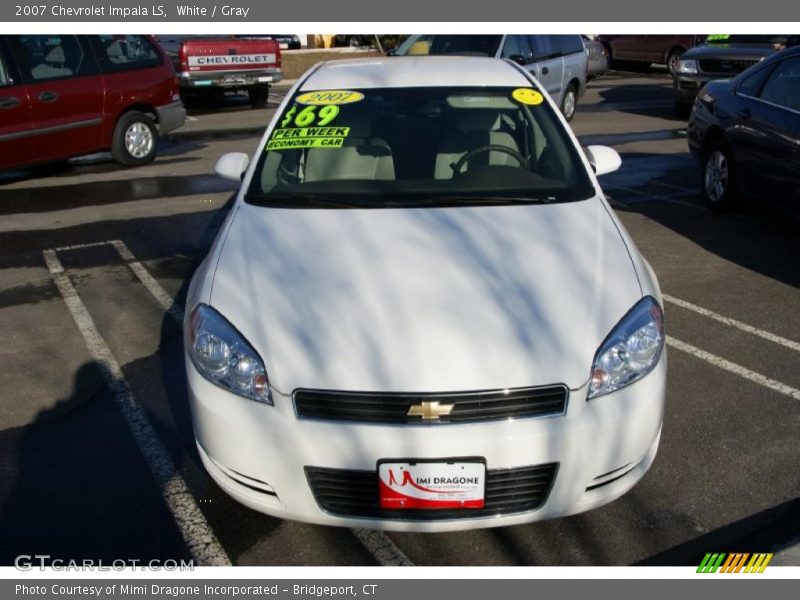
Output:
30 43 73 80
434 110 523 179
304 137 395 182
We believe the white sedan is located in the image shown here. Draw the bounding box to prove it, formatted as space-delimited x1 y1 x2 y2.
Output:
185 56 666 532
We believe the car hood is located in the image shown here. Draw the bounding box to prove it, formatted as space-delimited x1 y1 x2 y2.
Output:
683 44 775 60
210 198 643 394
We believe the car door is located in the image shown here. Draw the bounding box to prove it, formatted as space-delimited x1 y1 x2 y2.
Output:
732 57 800 205
0 38 35 169
499 34 533 66
749 56 800 207
528 35 565 105
7 35 104 163
612 35 648 61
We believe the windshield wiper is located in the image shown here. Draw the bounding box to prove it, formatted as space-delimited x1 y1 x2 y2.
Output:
403 195 557 206
245 193 374 209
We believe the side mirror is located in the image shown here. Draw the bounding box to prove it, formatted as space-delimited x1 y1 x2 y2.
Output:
214 152 250 181
584 145 621 176
508 54 527 66
385 48 396 56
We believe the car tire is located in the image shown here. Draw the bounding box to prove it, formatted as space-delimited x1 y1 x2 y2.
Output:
111 111 158 167
248 85 269 109
701 139 738 212
561 83 578 122
674 99 692 118
666 48 684 76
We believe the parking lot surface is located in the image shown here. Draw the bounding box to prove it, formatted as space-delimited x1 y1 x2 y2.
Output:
1 71 798 566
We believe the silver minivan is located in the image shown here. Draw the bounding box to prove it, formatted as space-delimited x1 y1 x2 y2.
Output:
394 34 588 121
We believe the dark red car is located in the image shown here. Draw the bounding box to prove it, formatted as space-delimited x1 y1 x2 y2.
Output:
0 34 185 171
597 34 706 75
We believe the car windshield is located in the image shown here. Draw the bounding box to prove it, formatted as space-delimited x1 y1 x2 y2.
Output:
394 35 503 57
246 86 595 209
705 34 789 45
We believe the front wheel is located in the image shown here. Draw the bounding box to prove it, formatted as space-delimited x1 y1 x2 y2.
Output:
111 111 158 167
561 84 577 122
248 85 269 109
701 140 738 211
666 48 684 76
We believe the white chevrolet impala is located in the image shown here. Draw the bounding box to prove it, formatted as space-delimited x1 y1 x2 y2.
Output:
185 56 666 531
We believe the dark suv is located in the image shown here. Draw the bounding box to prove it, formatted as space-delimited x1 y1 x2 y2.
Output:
673 34 797 116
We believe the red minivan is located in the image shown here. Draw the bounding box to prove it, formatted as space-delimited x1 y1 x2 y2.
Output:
0 34 185 171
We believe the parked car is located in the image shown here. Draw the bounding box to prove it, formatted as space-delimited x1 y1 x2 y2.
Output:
332 35 375 48
688 45 800 215
156 35 282 108
393 35 588 121
260 35 302 50
0 34 184 171
674 34 796 117
583 36 609 78
597 34 704 75
187 56 667 531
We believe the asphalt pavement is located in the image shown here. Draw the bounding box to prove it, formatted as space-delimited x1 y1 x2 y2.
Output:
0 72 798 567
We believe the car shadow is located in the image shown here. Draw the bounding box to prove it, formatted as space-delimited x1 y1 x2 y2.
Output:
592 77 684 121
637 498 800 565
0 363 192 564
605 151 800 290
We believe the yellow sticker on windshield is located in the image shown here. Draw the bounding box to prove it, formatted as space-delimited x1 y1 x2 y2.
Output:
512 88 544 106
295 90 364 106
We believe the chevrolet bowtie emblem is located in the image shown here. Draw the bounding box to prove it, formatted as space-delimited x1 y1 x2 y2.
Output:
407 400 454 420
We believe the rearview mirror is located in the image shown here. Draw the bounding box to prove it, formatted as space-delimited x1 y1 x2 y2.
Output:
214 152 250 181
584 145 621 176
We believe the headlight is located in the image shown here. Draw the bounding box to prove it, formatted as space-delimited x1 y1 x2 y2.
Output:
588 296 665 399
188 304 272 404
677 59 698 74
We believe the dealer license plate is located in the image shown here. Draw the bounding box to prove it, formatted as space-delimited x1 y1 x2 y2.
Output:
378 461 485 509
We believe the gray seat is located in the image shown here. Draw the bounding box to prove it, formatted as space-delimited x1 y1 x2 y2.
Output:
434 111 522 179
30 45 72 80
305 137 395 182
105 40 126 63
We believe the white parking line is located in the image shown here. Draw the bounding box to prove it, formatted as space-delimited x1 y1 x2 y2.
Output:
649 180 698 195
110 240 184 325
667 336 800 400
664 294 800 354
42 247 232 567
106 239 414 567
612 185 705 209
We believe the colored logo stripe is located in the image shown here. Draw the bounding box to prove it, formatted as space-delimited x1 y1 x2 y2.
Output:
697 553 726 573
697 553 773 573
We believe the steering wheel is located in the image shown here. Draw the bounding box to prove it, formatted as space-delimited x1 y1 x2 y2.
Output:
451 144 528 175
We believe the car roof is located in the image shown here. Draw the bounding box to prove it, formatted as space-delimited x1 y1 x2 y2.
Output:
299 56 532 91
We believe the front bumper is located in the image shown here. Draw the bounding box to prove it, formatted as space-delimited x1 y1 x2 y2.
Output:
155 101 186 134
187 354 666 532
179 68 283 89
673 74 714 104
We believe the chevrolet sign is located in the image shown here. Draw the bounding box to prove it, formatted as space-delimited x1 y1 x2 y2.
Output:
188 54 276 67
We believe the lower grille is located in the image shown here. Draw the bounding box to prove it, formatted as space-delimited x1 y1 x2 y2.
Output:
305 463 558 520
699 58 758 75
294 385 568 424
